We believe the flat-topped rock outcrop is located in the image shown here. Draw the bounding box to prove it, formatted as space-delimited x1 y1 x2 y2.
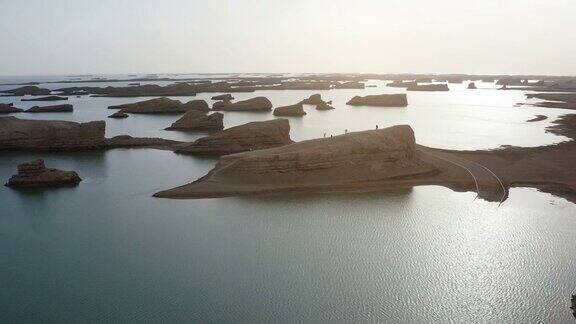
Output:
109 97 209 114
166 111 224 131
175 119 293 156
211 94 234 101
0 117 105 150
407 84 449 91
0 103 23 114
347 94 408 107
273 103 306 117
211 96 273 111
21 96 68 101
386 81 417 88
25 104 73 113
0 86 51 96
496 78 523 86
154 125 437 198
5 159 81 188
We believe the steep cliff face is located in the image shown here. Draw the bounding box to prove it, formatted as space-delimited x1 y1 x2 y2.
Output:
0 117 106 150
175 119 293 156
166 111 224 131
346 94 408 107
155 125 437 198
109 97 209 114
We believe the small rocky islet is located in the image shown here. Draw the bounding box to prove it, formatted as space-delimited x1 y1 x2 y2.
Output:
5 159 81 188
273 103 306 117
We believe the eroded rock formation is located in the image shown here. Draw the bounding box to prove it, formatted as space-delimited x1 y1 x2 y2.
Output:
0 86 51 96
166 111 224 131
109 98 209 114
386 81 417 88
334 81 365 89
301 94 324 105
0 117 105 150
273 103 306 117
108 111 129 119
211 94 234 101
5 159 81 188
21 96 68 102
347 94 408 107
105 135 184 149
211 96 273 111
155 125 437 198
25 104 73 113
0 103 23 114
175 119 293 156
407 84 449 91
316 101 335 110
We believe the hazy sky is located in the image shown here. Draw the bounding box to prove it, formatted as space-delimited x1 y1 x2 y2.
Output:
1 0 575 76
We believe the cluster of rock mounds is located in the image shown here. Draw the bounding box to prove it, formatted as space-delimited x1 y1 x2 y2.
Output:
347 94 408 107
175 119 293 156
0 117 106 150
166 110 224 131
300 94 335 110
5 159 81 188
109 97 209 114
154 125 436 199
212 96 272 111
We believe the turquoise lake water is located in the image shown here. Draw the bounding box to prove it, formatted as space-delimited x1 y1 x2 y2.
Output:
1 75 575 322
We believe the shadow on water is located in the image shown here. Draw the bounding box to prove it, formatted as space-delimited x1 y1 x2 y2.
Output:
233 187 415 205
